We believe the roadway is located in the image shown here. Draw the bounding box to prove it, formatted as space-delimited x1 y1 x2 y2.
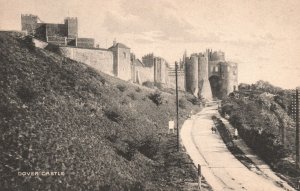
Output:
181 105 295 191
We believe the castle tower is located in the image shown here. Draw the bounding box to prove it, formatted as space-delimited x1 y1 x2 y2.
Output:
220 62 238 96
211 50 225 61
21 14 38 35
198 54 213 100
185 55 198 96
64 17 78 38
108 42 131 81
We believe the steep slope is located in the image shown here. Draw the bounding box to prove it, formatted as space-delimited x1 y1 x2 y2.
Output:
0 32 203 190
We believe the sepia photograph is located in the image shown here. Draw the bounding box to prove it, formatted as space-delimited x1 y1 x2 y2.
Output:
0 0 299 190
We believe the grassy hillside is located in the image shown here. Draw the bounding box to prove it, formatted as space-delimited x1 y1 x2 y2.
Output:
221 82 299 187
0 32 205 190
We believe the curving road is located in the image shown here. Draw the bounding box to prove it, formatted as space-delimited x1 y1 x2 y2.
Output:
181 105 294 191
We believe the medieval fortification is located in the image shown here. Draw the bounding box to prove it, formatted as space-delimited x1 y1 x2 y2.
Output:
21 14 238 100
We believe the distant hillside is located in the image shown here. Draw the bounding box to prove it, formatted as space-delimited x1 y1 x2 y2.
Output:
222 81 299 187
0 32 205 190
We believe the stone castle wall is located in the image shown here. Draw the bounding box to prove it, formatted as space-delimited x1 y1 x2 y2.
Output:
168 71 185 90
116 48 131 81
59 46 114 76
135 65 154 84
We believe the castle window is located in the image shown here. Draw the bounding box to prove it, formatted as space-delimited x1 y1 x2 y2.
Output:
123 52 126 58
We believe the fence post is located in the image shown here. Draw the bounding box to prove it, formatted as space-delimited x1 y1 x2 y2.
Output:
198 164 202 190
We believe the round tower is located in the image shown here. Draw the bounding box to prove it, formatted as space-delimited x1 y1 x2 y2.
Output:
220 62 238 97
211 51 225 61
198 55 212 100
185 56 198 96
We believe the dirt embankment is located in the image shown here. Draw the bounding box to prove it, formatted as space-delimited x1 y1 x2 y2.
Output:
0 32 204 190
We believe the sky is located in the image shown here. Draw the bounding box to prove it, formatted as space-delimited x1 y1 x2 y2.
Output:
0 0 299 89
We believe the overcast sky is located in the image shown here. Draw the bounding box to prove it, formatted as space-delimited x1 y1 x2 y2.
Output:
0 0 299 88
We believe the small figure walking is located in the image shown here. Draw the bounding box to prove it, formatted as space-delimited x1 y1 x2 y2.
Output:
234 128 238 140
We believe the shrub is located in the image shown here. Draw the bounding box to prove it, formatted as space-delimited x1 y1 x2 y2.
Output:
121 97 130 105
148 91 163 106
100 78 106 85
154 82 163 89
187 96 201 105
17 86 37 103
104 107 123 123
127 92 137 100
179 98 188 109
117 84 127 92
135 87 142 92
44 43 61 54
116 142 136 161
142 81 154 88
138 136 159 159
21 36 36 52
85 67 99 78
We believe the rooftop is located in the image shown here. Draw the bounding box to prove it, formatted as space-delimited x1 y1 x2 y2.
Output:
108 43 130 49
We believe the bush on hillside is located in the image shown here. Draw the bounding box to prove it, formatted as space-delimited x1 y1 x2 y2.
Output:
142 81 154 88
148 91 163 106
179 98 188 109
100 78 106 85
21 36 36 52
135 87 142 92
138 135 159 159
115 141 136 161
103 106 123 123
17 86 38 103
117 84 127 92
44 43 62 54
154 82 163 89
121 97 131 105
127 92 137 100
187 96 201 105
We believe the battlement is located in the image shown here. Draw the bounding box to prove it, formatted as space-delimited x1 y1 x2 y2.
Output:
183 49 238 99
64 17 77 21
21 14 38 18
21 14 84 44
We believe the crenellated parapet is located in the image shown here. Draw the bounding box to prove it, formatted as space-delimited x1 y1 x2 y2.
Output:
183 49 238 99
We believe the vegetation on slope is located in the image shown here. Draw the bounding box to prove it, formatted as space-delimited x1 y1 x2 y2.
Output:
221 81 300 187
0 32 205 190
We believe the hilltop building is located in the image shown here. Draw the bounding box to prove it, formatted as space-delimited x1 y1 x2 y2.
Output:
21 14 94 48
